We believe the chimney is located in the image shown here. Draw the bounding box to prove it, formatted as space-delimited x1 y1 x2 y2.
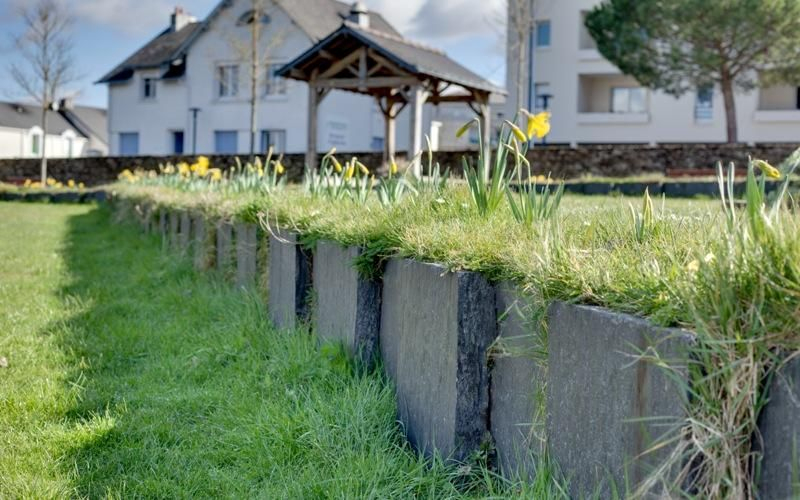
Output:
59 97 74 111
170 6 195 32
348 1 369 29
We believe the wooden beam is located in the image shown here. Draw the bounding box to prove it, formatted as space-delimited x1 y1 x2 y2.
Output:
315 76 420 89
474 91 491 180
319 49 363 79
358 47 368 92
408 86 429 178
366 49 412 76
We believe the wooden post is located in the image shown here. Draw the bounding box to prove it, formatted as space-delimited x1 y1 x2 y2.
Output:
408 86 426 177
384 103 396 166
306 80 319 170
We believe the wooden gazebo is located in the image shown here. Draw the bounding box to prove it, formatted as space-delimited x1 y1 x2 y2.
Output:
277 21 503 175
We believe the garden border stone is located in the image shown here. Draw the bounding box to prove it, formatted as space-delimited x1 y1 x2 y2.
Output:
178 211 192 252
379 258 496 462
168 210 180 250
490 283 544 479
267 230 312 329
312 241 381 368
235 222 258 289
192 214 209 270
757 357 800 499
216 221 234 274
546 302 693 498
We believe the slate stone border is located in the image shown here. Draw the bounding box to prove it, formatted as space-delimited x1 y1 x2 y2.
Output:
267 230 313 330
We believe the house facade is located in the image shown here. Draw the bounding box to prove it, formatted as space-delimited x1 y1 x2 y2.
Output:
507 0 800 145
99 0 435 157
0 100 107 159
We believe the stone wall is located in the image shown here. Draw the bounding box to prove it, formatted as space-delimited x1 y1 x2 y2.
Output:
3 142 799 185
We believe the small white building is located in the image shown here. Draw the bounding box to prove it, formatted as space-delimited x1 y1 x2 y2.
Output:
506 0 800 144
0 100 107 159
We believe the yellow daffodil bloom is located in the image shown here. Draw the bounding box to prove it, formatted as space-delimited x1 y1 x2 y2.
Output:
390 159 398 176
522 110 551 139
505 121 527 143
23 179 31 187
78 182 85 189
30 181 42 189
257 165 264 178
164 165 176 175
332 157 343 173
197 156 210 169
357 161 369 176
46 177 57 186
55 182 63 188
275 161 285 175
209 168 223 181
456 118 477 138
753 159 781 179
67 179 75 188
370 175 376 190
344 164 355 180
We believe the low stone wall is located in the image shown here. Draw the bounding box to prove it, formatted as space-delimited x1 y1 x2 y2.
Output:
3 142 799 184
105 202 800 496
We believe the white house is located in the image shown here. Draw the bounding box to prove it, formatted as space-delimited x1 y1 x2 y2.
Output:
0 100 107 159
99 0 480 157
506 0 800 145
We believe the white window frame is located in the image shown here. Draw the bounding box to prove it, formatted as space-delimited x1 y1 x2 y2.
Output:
611 87 647 113
142 77 157 99
260 129 286 154
263 62 288 98
217 64 240 98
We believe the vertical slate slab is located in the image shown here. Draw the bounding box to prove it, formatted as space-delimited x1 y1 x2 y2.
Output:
192 215 209 270
216 221 234 274
313 241 381 368
235 222 258 289
490 283 544 478
380 258 496 462
267 230 312 329
547 302 693 498
158 209 167 242
178 211 192 252
168 210 180 250
758 357 800 499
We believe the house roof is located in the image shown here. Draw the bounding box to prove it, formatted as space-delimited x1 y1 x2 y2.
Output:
96 0 399 84
61 105 109 145
0 102 78 135
277 22 503 96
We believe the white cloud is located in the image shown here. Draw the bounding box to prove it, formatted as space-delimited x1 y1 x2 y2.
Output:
367 0 504 41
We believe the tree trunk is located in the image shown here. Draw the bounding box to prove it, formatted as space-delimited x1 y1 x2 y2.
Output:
720 72 738 143
249 7 259 159
40 104 48 183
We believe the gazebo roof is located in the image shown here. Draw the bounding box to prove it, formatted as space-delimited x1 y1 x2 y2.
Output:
276 22 503 98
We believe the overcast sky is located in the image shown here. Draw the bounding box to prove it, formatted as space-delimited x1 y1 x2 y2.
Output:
0 0 506 108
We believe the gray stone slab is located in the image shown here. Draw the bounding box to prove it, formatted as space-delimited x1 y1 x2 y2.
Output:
490 283 545 479
547 302 692 498
168 210 180 250
758 357 800 499
158 209 167 241
216 221 234 274
192 215 210 270
313 241 381 369
235 222 258 289
178 211 192 252
380 258 496 462
267 230 312 329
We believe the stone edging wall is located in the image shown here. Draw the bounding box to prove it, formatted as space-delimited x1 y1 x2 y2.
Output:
108 197 800 498
3 142 799 185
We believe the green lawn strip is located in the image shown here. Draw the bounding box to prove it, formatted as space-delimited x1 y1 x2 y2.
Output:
0 202 565 498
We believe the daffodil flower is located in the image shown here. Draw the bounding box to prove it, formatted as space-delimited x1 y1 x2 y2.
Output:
523 110 551 139
357 161 369 176
505 120 527 143
456 118 477 138
275 161 285 175
390 158 398 176
753 159 781 179
331 157 343 173
344 164 355 180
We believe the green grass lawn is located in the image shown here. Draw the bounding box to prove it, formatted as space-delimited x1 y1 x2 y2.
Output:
0 202 563 498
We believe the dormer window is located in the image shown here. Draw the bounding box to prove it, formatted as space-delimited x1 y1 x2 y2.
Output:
237 9 270 26
142 77 157 99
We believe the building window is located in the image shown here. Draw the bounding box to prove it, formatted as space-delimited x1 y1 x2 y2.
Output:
264 63 287 96
371 136 384 150
260 129 286 154
31 133 41 155
535 20 551 48
214 130 238 153
795 87 800 109
172 130 184 154
217 65 239 98
611 87 646 113
695 86 713 121
119 132 139 155
142 77 157 99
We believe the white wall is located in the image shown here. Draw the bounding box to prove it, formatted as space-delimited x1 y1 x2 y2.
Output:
512 0 800 144
108 0 424 157
0 126 88 159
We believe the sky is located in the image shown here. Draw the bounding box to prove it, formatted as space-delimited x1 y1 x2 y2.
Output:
0 0 506 108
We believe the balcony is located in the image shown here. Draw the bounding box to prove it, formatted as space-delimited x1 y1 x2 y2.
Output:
756 84 800 122
577 112 650 125
577 74 650 125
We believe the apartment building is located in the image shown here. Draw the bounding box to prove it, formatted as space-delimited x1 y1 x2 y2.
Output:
506 0 800 144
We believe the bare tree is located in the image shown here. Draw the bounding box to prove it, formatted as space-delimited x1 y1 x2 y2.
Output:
9 0 77 183
222 0 287 159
